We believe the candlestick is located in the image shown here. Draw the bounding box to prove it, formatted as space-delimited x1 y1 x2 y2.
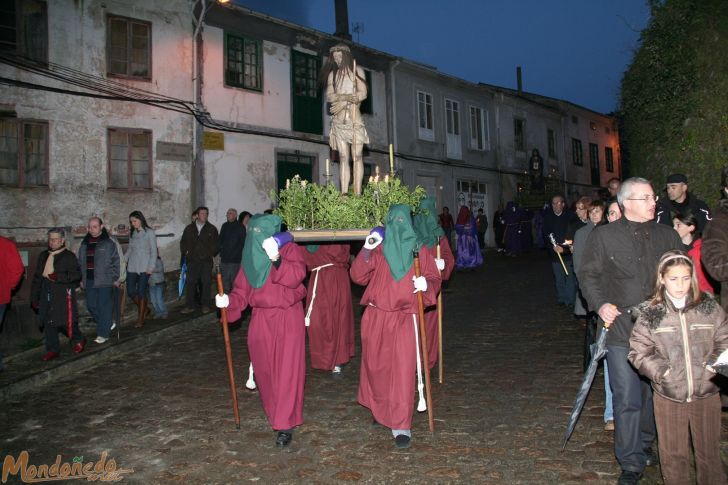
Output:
375 165 379 176
325 158 330 177
389 144 394 175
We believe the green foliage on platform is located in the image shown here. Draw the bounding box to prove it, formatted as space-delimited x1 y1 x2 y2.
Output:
620 0 728 206
271 175 426 230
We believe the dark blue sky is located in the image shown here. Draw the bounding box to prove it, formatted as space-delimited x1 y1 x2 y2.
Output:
234 0 651 114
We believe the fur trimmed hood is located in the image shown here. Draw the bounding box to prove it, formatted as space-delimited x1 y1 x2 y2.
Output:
632 294 717 329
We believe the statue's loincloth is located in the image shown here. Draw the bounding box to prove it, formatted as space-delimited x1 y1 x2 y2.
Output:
329 120 369 150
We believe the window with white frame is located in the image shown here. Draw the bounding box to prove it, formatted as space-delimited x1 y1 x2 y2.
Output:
445 99 460 136
469 106 489 150
417 90 434 141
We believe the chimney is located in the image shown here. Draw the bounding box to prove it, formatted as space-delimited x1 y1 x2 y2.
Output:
516 66 523 95
334 0 351 40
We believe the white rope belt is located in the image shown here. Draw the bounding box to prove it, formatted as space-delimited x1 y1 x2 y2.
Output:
413 314 427 412
304 263 334 327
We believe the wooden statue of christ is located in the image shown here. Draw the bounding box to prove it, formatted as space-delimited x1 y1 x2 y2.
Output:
322 44 369 195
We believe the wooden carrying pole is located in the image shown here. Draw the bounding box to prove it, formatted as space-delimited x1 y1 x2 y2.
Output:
413 252 435 433
215 269 241 429
437 244 444 384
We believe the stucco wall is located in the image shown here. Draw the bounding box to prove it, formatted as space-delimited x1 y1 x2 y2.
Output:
0 0 194 269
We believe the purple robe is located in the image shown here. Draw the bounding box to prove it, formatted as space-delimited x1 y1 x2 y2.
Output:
503 202 532 254
455 215 483 269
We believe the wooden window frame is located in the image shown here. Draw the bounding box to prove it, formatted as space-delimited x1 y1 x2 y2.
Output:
572 138 583 166
605 146 614 173
106 15 152 81
547 128 557 159
0 0 48 62
224 32 262 91
0 118 49 188
513 118 525 152
359 69 373 115
107 127 153 191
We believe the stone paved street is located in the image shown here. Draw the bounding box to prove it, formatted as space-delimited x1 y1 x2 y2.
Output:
2 250 727 484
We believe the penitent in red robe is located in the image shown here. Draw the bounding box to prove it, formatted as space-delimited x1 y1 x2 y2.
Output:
424 235 455 369
350 245 441 430
303 244 355 371
226 244 307 431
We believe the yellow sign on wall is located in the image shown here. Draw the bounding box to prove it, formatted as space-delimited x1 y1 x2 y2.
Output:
203 131 225 151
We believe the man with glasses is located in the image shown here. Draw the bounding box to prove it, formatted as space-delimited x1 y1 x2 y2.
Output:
578 178 682 485
654 173 711 233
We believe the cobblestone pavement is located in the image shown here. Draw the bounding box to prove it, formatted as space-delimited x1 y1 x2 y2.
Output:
2 250 727 484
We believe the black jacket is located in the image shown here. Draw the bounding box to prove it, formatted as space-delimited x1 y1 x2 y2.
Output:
543 209 576 261
31 248 81 328
654 192 711 233
180 222 219 263
219 221 245 264
577 217 683 346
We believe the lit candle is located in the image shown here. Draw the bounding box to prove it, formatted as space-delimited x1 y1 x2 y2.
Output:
389 144 394 174
325 158 330 177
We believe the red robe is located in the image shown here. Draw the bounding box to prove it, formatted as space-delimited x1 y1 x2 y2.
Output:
424 236 455 369
303 244 355 370
226 244 307 431
350 245 441 430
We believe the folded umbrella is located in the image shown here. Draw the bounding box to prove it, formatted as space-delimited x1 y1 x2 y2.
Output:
562 321 610 450
178 258 187 300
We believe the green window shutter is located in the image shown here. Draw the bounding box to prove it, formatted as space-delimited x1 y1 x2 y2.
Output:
291 50 322 134
360 69 372 115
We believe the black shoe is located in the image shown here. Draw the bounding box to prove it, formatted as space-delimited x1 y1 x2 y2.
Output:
394 434 411 449
617 470 642 485
644 447 659 466
275 431 293 447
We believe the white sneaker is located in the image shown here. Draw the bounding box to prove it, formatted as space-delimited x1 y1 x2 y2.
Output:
94 336 108 344
333 365 342 373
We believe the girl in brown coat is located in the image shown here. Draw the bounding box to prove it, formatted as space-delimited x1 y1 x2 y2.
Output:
629 250 728 485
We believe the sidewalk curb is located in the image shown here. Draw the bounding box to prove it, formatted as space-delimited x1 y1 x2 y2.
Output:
0 313 214 401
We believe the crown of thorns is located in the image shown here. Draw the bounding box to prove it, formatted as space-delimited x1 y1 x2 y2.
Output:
329 44 351 53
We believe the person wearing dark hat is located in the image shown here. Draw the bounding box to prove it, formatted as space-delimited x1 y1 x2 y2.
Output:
215 214 305 447
654 173 711 233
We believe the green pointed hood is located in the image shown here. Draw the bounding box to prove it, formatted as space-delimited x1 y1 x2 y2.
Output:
242 214 281 288
413 197 444 248
382 204 417 281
